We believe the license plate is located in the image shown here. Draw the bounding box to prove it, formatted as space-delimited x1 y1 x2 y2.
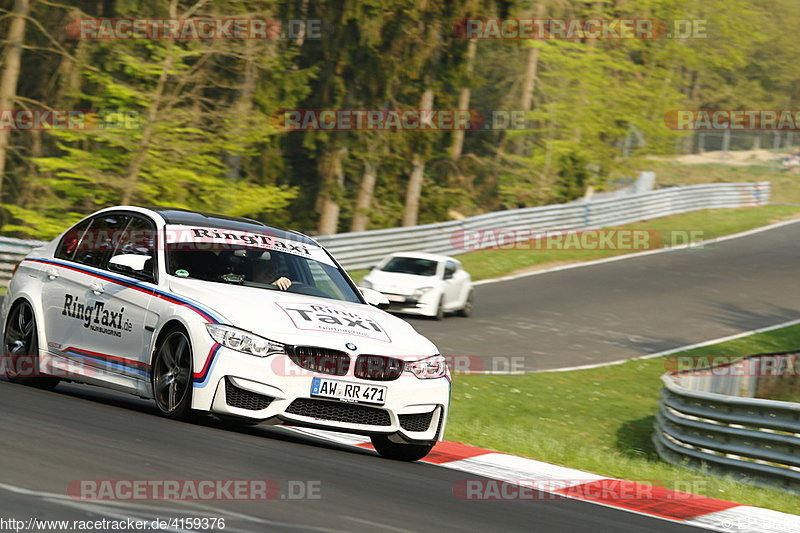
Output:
310 377 387 405
386 294 405 303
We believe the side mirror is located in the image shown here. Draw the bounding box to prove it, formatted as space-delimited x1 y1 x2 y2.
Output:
369 265 376 271
109 254 151 277
360 287 390 310
444 269 455 280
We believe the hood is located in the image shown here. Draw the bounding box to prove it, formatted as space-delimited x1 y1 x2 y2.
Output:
362 270 442 294
167 277 439 357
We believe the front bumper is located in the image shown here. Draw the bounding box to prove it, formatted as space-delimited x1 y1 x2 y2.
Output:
381 293 437 317
196 347 450 443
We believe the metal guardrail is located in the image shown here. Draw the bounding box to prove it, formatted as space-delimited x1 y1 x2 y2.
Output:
0 181 770 281
653 353 800 494
317 181 770 270
0 236 47 285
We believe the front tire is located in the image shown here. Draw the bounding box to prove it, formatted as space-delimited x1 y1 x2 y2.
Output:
370 435 435 462
152 328 194 420
457 290 474 317
3 301 59 389
433 296 445 321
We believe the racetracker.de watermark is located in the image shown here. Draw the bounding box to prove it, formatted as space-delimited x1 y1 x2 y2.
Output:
266 354 524 377
664 354 800 377
665 109 800 131
0 517 226 532
67 479 321 501
449 228 708 252
0 109 139 131
454 18 707 40
276 109 529 131
0 354 97 379
66 18 326 40
453 478 712 501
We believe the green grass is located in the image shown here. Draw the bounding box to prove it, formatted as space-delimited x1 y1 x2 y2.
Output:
444 325 800 514
349 204 800 283
645 160 800 205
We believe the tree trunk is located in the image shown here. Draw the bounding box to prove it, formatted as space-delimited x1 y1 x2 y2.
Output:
294 0 310 47
119 1 181 205
226 39 258 179
520 3 545 112
402 152 426 227
402 87 434 227
350 156 377 232
56 38 88 108
119 50 173 205
450 40 477 160
520 46 541 112
316 144 346 235
681 73 702 154
514 2 544 155
0 0 30 200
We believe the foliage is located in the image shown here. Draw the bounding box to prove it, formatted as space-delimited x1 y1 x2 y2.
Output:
0 0 798 238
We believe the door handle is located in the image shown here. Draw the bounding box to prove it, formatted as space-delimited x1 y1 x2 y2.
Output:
45 268 59 280
90 283 105 295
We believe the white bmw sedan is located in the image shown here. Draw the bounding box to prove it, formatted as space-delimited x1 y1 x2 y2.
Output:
1 206 449 461
359 252 474 320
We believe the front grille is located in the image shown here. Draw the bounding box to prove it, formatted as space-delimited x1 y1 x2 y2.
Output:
354 355 404 381
289 346 350 376
285 398 391 426
399 410 436 432
225 378 274 410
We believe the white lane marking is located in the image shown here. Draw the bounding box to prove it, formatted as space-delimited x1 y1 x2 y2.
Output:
435 454 741 532
0 481 196 532
435 452 800 531
464 217 800 374
441 453 604 488
685 505 800 533
40 498 189 532
540 316 800 373
0 480 347 533
340 516 416 533
178 501 349 533
473 218 800 286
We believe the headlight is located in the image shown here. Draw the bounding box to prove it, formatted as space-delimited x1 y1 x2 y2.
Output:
414 286 434 299
206 324 285 357
360 279 373 289
406 355 449 379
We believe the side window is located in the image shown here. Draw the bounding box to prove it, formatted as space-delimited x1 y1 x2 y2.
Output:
55 218 92 260
110 216 157 281
444 260 457 279
72 214 130 269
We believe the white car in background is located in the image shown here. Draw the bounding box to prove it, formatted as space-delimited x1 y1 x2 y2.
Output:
359 252 473 320
1 207 450 462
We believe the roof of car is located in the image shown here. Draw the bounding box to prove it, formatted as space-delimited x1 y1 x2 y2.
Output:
389 251 459 263
144 207 318 246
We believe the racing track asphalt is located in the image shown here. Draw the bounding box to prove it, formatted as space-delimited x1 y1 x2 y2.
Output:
3 221 799 532
0 382 700 533
409 219 800 371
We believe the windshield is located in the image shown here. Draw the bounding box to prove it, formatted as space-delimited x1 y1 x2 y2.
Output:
380 256 438 276
165 237 361 304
